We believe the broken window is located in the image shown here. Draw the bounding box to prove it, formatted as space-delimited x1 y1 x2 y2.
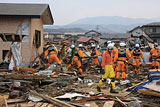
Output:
35 30 41 48
2 50 9 60
0 34 26 42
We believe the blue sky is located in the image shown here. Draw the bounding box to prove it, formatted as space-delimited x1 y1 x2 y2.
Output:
1 0 160 25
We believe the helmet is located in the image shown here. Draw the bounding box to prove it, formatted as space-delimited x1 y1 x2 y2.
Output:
71 44 75 49
91 44 96 48
112 42 115 46
107 43 114 50
107 41 112 44
79 44 83 48
154 42 158 49
107 43 114 52
46 45 50 48
120 42 126 47
135 44 140 48
97 45 100 49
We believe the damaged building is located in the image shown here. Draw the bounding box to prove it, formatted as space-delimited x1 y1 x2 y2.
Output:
128 22 160 45
0 3 53 64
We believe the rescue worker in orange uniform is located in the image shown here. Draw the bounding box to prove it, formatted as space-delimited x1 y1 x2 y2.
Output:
131 44 145 74
112 42 118 70
67 44 84 75
149 43 160 69
44 45 61 66
114 42 131 80
97 43 118 93
90 44 100 65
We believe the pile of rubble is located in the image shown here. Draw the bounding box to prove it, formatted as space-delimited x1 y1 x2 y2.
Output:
0 40 160 107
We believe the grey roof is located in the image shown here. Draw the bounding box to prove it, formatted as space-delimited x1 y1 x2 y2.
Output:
101 33 130 39
128 26 141 33
142 22 160 27
0 3 53 24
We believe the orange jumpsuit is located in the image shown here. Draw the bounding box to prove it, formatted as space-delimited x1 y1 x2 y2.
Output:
114 48 131 79
102 50 113 69
67 49 84 74
90 49 99 65
44 48 61 66
112 47 118 69
98 50 116 90
131 49 144 73
149 48 160 69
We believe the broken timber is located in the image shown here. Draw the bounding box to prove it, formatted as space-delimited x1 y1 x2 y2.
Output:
30 90 74 107
71 94 110 103
138 89 160 97
0 72 77 82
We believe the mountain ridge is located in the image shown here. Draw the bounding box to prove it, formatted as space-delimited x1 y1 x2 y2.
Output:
44 16 160 33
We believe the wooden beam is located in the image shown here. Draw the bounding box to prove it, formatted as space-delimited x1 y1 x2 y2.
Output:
20 24 22 41
12 34 15 41
2 33 7 41
71 95 109 103
116 97 128 107
103 101 115 107
7 98 26 104
138 89 160 97
30 90 74 107
0 97 8 107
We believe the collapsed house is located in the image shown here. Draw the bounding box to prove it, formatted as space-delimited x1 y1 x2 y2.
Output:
0 3 53 65
128 22 160 47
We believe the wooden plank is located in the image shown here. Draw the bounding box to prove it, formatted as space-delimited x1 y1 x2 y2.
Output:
0 97 5 107
2 33 7 41
90 102 98 107
30 91 74 107
41 103 49 107
103 101 114 107
0 97 8 107
138 89 160 97
35 102 43 107
8 103 36 107
143 81 160 92
116 97 127 107
71 95 107 103
7 98 25 104
0 94 9 99
47 104 54 107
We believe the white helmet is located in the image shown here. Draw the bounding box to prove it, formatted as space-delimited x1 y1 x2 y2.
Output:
112 42 115 46
154 42 159 49
97 45 100 49
107 41 112 44
46 45 50 48
107 43 114 50
91 44 96 48
71 44 75 49
135 44 140 48
120 42 126 47
79 44 83 48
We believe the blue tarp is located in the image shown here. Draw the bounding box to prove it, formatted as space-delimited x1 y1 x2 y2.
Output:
128 70 160 92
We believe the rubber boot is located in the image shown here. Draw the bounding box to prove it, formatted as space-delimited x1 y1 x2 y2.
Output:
110 84 118 93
